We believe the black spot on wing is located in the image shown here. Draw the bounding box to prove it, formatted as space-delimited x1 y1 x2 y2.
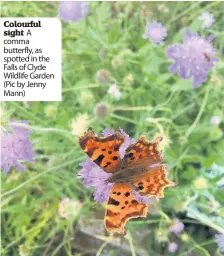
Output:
114 145 120 151
127 152 134 158
94 154 105 165
137 185 144 191
108 198 120 206
125 192 130 197
131 200 138 205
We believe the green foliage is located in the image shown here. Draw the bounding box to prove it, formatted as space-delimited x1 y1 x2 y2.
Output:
1 1 224 256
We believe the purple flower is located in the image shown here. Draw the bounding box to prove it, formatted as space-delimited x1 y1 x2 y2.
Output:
166 29 219 88
118 128 136 159
168 242 178 253
169 219 184 234
78 128 149 204
1 120 35 174
78 158 113 204
198 11 215 29
142 22 167 44
215 234 224 252
58 1 88 23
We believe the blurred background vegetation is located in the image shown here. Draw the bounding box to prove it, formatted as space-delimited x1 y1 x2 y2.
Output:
1 1 224 256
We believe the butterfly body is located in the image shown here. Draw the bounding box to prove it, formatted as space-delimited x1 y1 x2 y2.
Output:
106 166 150 184
79 128 175 234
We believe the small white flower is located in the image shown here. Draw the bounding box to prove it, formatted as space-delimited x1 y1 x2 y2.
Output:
210 116 221 125
198 11 215 29
71 113 89 136
108 84 121 100
59 198 82 219
157 4 169 13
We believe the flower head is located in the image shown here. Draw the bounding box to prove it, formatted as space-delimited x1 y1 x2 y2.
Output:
78 128 148 204
210 73 222 88
169 219 184 234
166 29 219 88
123 74 134 85
143 22 167 44
210 116 221 125
108 84 121 100
19 244 29 256
118 128 136 159
45 104 57 117
215 234 224 252
58 1 88 23
94 103 110 119
96 69 111 84
193 176 208 190
157 4 169 13
59 198 82 219
154 132 171 150
168 242 178 253
1 120 35 174
198 11 215 29
71 114 89 136
181 233 189 242
79 91 94 106
111 56 123 69
155 228 169 243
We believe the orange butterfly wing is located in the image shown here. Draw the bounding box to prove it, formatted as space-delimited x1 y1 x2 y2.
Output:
132 164 176 198
104 184 148 234
79 128 125 173
121 135 163 171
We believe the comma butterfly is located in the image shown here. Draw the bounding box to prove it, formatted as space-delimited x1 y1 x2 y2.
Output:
79 128 176 234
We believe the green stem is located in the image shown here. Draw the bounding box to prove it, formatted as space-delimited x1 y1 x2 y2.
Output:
111 113 137 124
1 159 77 198
127 232 136 256
130 219 161 225
113 106 152 112
159 211 171 222
96 234 114 256
63 84 100 92
187 207 224 233
179 237 215 256
185 87 210 139
167 2 201 26
10 102 46 126
10 122 74 142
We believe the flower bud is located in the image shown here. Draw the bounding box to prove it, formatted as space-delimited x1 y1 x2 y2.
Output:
194 177 208 190
96 69 111 84
45 104 57 117
79 91 94 106
94 103 111 119
123 74 134 85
